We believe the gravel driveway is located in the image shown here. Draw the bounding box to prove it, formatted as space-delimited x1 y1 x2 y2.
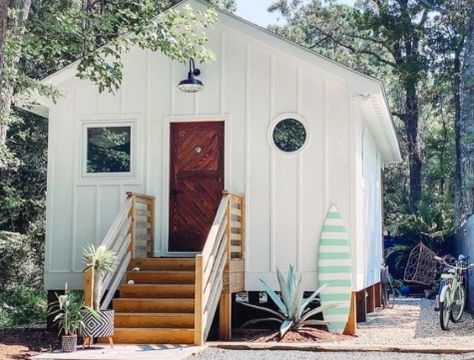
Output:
190 298 474 359
190 348 474 360
345 298 474 348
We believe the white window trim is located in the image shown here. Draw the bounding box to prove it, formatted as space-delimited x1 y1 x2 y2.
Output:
267 113 310 155
79 117 138 181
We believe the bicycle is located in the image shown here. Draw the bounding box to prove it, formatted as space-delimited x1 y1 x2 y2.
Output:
381 264 395 309
433 255 473 330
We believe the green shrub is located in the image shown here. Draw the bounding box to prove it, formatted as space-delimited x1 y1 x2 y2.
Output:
0 286 47 328
0 231 43 291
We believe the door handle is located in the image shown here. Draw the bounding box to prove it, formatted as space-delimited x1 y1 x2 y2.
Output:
171 189 180 196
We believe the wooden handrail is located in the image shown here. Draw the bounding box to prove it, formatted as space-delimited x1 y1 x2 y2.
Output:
83 192 156 311
194 191 245 344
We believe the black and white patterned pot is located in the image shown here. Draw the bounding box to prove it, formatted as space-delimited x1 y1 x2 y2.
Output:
82 309 114 338
61 334 77 352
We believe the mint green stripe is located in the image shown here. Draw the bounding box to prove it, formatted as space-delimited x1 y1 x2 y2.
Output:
319 279 352 287
320 239 349 246
322 225 346 232
323 307 350 315
321 293 351 301
319 266 352 273
327 321 347 328
319 253 351 260
326 212 342 219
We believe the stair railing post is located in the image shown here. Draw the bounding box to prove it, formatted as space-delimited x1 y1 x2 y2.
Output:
127 192 137 259
83 267 94 347
194 255 204 345
219 194 232 340
148 196 155 258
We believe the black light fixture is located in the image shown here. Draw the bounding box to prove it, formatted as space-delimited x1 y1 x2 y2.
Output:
177 58 204 93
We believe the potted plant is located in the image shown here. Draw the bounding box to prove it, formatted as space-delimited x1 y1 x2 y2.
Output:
82 244 117 340
49 284 84 352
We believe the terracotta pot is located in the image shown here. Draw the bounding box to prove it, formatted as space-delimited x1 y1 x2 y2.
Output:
82 309 115 338
61 334 77 352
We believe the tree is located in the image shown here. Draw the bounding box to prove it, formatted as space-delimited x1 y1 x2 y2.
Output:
0 0 237 164
460 5 474 217
0 0 31 157
269 0 463 209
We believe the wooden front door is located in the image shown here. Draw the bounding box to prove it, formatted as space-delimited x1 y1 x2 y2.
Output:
168 121 224 252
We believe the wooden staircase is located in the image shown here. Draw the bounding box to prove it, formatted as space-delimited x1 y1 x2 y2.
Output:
87 191 245 345
110 258 196 344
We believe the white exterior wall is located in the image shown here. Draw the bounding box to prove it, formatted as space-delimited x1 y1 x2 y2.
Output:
353 112 384 291
44 15 382 291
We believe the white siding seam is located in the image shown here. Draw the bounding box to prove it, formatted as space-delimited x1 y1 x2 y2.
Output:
322 78 328 218
119 82 124 114
244 43 251 273
170 60 175 116
269 53 276 272
95 184 100 245
296 66 302 272
71 89 78 272
220 31 226 114
145 50 151 193
46 110 56 273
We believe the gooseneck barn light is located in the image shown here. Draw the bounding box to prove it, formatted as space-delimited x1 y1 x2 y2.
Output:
177 58 204 93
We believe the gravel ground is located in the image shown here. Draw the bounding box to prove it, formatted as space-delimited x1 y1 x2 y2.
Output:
190 348 474 360
190 298 474 359
344 298 474 348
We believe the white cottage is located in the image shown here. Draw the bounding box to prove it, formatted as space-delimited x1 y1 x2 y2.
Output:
30 0 400 344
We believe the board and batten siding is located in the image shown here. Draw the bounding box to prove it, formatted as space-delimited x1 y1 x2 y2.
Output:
44 19 380 292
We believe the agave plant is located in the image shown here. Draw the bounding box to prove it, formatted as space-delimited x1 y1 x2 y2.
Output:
239 265 337 337
83 244 117 311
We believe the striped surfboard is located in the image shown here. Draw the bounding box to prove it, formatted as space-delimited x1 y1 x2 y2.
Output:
318 205 352 334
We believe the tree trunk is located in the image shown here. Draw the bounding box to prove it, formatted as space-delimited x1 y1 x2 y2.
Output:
0 0 31 146
404 82 422 207
454 49 463 228
460 6 474 216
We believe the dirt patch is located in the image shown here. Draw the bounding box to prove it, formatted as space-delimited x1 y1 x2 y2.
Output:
231 327 353 343
0 328 58 360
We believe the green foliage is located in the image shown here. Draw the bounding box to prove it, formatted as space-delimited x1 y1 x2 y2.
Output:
0 231 43 291
48 286 84 336
83 244 117 311
269 0 465 239
83 244 117 277
239 265 335 337
23 1 218 95
0 286 47 328
86 127 131 173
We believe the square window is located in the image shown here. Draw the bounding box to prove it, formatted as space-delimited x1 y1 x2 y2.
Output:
86 126 132 174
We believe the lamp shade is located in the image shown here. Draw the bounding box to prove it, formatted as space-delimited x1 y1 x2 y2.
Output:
177 59 204 93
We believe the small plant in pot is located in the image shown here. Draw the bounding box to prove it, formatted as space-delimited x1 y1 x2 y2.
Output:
49 284 84 352
82 244 117 341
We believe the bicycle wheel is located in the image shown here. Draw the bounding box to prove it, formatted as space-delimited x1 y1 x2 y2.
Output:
382 283 389 308
439 287 451 331
386 282 395 309
450 285 465 323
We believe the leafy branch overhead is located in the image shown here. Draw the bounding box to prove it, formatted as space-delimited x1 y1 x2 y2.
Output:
27 2 218 94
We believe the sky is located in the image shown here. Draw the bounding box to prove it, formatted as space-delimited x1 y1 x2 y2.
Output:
235 0 356 27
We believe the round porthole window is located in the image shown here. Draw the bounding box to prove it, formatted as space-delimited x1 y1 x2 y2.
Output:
272 117 307 153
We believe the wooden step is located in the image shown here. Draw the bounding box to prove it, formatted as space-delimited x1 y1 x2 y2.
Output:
120 284 195 298
106 328 194 344
113 298 194 313
126 271 195 284
129 258 196 271
115 312 194 328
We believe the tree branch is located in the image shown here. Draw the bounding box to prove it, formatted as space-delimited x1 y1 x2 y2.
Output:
308 24 397 67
